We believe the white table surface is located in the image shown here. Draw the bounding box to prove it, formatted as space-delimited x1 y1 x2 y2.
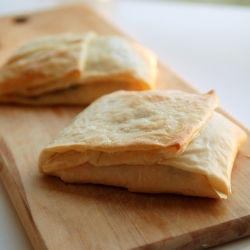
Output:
0 0 250 249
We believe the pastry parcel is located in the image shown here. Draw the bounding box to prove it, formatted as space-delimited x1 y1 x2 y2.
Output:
0 33 157 105
39 90 246 198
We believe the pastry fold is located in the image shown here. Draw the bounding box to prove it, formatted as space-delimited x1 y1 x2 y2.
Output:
38 90 247 198
0 33 157 105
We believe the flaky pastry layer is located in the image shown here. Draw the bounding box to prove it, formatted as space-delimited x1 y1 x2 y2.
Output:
0 33 157 105
36 90 248 199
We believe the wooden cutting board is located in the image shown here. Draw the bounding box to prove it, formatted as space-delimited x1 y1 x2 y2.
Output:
0 5 250 250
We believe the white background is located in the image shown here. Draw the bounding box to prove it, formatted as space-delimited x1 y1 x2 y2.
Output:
0 0 250 249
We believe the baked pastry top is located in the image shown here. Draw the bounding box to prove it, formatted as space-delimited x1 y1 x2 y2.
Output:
0 33 157 105
38 90 247 198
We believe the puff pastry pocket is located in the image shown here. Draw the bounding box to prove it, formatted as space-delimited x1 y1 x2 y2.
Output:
0 33 157 105
38 90 246 198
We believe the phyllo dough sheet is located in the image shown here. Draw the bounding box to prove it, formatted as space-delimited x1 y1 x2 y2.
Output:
38 90 247 198
0 33 95 96
0 33 157 105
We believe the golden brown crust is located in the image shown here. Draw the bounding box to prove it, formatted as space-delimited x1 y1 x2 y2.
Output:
0 33 96 96
0 33 157 105
39 90 219 159
36 90 248 199
39 110 247 199
80 36 158 90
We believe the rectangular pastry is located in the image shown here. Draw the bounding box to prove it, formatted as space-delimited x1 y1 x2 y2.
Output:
0 33 157 105
38 90 247 198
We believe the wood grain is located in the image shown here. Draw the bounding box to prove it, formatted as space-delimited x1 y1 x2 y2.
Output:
0 5 250 250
